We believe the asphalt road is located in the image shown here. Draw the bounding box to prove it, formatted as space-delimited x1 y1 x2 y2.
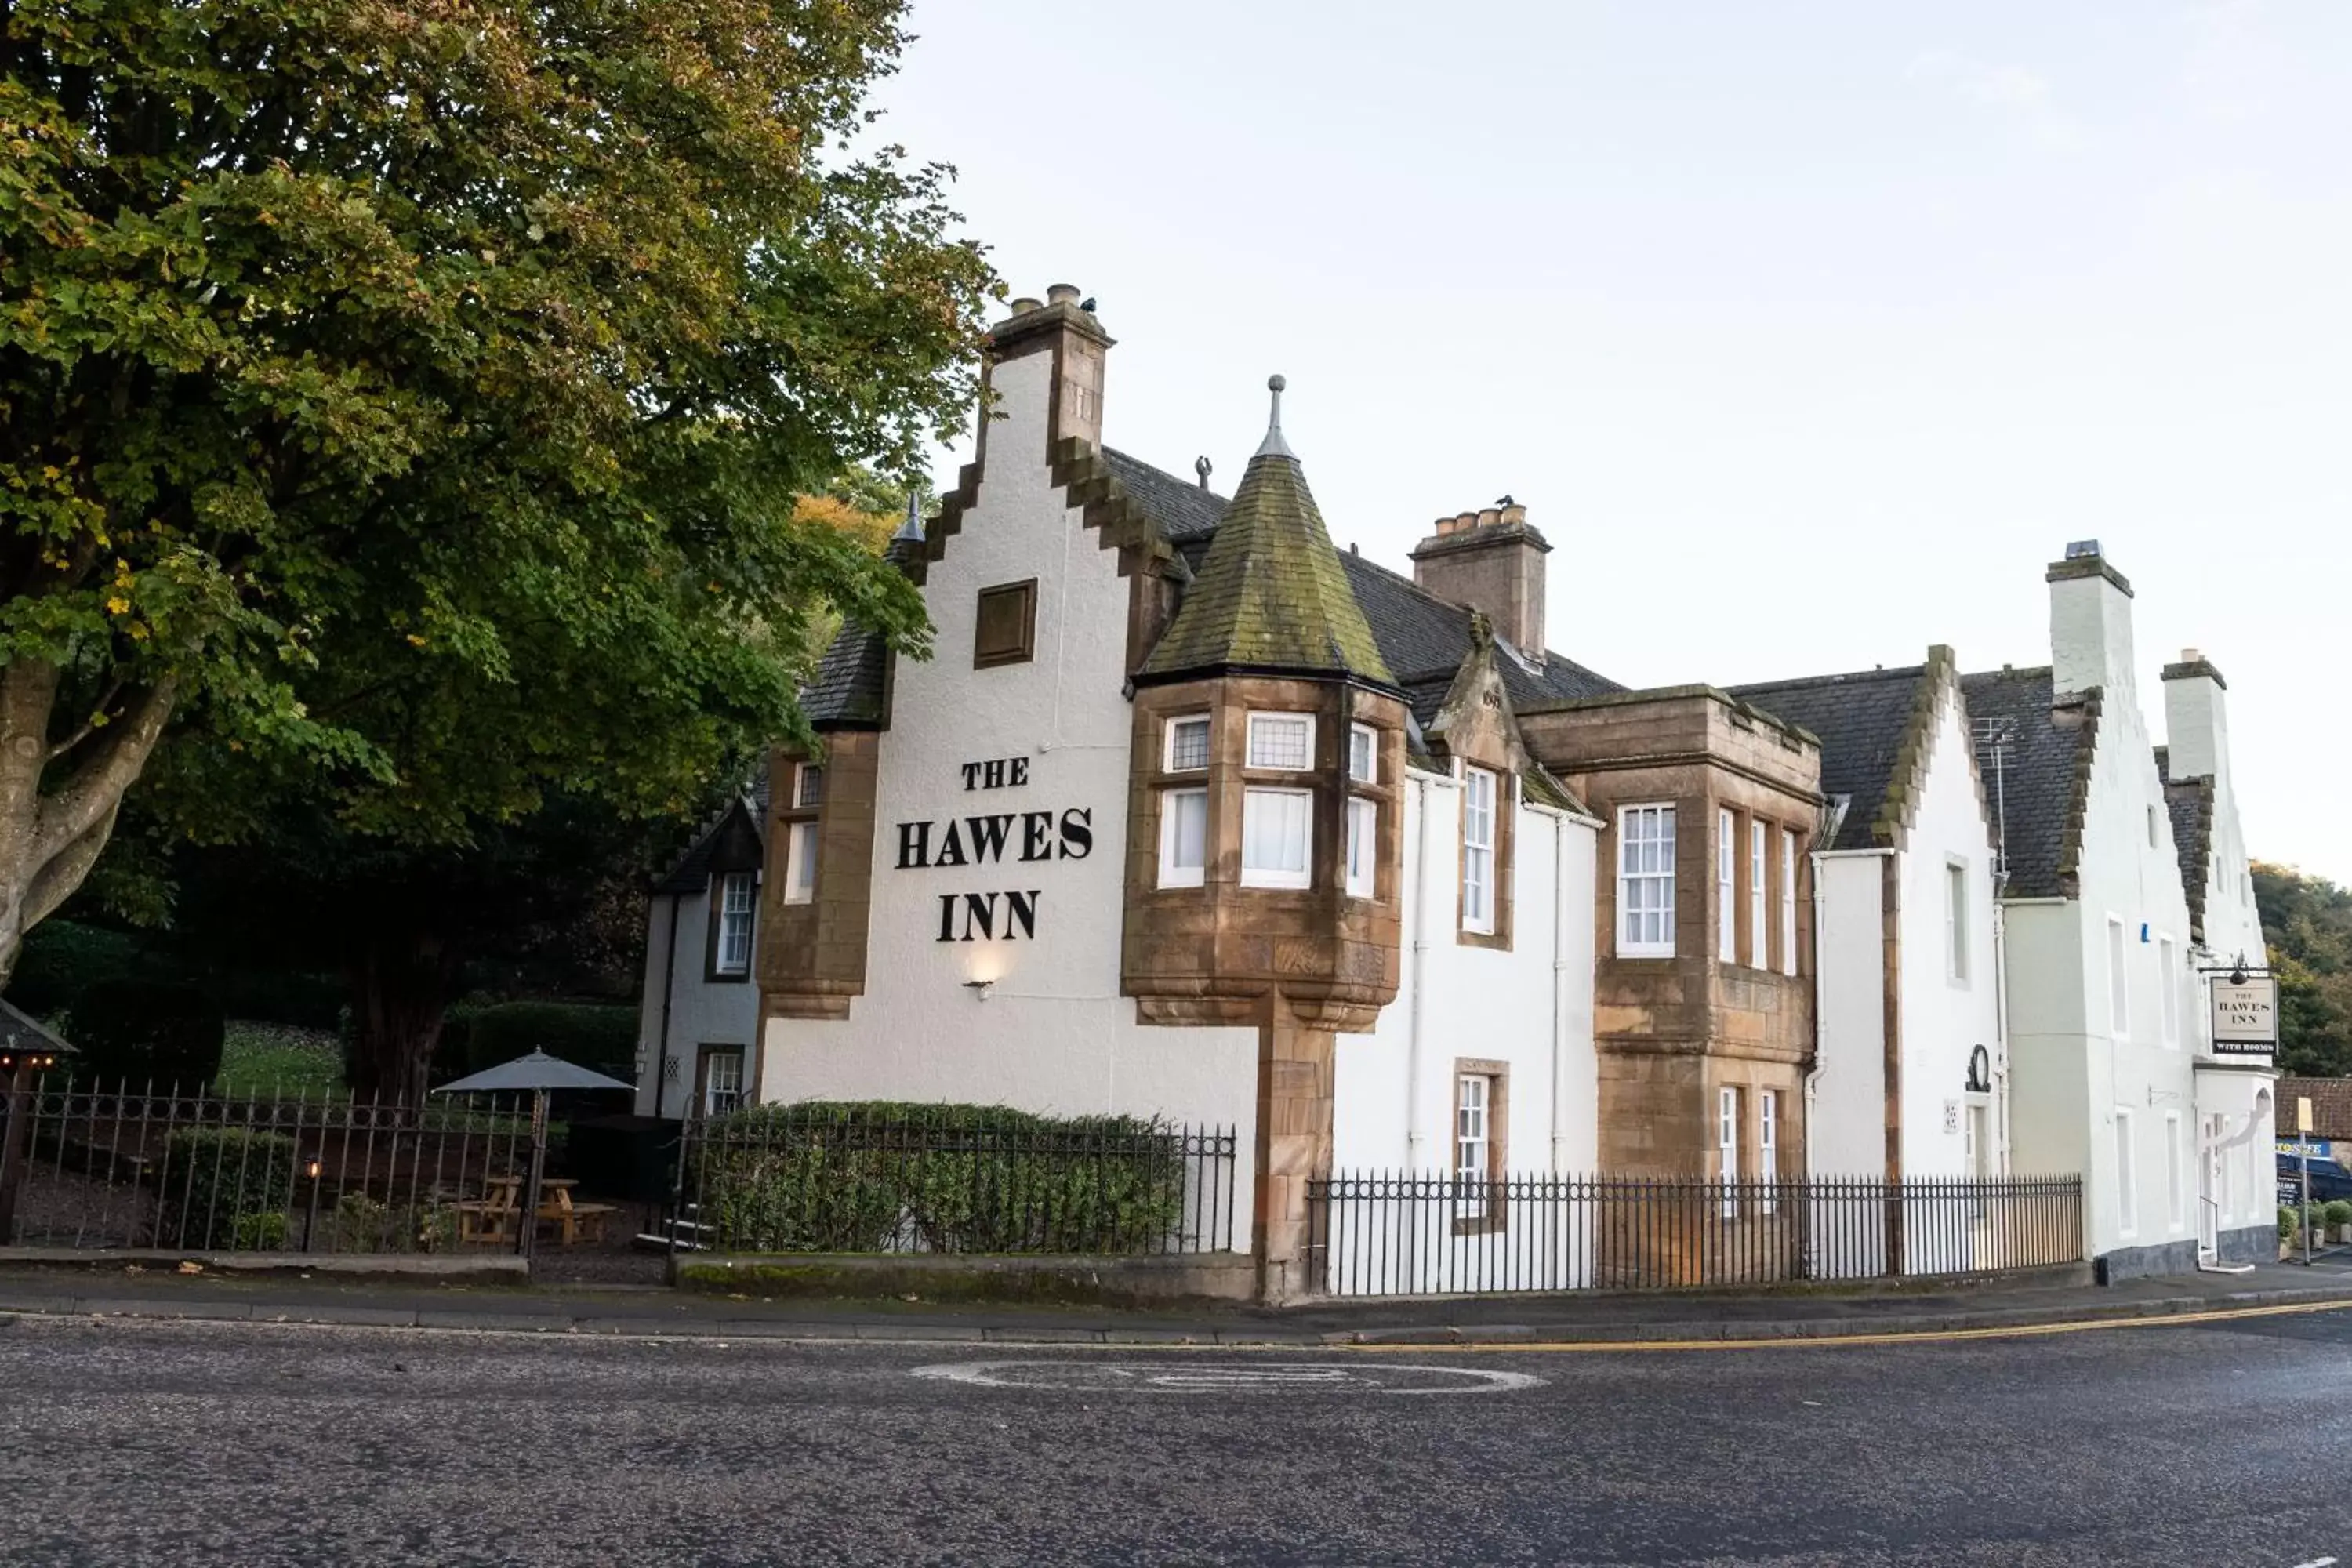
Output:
5 1308 2351 1567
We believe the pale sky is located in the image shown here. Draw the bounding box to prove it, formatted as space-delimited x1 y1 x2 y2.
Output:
877 1 2351 882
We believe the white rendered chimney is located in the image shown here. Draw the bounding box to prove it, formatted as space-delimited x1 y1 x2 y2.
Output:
2161 648 2230 783
2046 541 2136 700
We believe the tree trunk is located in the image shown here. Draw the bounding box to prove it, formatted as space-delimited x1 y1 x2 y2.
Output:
343 931 459 1109
0 659 180 989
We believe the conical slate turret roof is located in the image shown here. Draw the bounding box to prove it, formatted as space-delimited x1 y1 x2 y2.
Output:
1139 378 1392 685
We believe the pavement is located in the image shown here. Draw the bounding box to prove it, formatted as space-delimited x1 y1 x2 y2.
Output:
7 1298 2352 1564
4 1249 2352 1345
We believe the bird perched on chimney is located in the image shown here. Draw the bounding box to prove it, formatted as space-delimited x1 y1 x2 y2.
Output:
1080 296 1097 313
1495 494 1515 507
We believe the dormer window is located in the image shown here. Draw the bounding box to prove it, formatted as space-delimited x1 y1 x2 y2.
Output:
1246 713 1314 771
1165 714 1211 772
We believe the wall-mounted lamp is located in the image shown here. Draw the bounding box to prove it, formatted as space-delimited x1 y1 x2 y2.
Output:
962 978 995 1002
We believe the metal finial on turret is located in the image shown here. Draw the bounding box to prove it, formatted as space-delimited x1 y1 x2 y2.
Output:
1195 455 1213 489
891 490 925 546
1255 374 1294 459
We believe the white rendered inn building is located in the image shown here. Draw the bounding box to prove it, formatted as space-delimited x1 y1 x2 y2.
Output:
633 288 2274 1294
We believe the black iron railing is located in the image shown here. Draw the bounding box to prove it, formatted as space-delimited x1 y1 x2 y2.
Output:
0 1077 543 1255
669 1105 1239 1257
1307 1171 2085 1298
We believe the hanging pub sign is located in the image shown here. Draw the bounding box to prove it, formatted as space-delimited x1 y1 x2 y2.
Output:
2209 972 2278 1056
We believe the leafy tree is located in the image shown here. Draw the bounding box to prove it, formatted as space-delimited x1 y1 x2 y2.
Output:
2253 862 2352 1079
1 0 993 1092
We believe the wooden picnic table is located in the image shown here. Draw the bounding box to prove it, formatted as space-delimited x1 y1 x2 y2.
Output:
454 1175 615 1247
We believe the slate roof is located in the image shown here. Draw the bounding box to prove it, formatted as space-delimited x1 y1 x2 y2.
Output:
2156 746 2217 944
1339 552 1623 729
1725 666 1933 852
1102 448 1224 541
804 447 1623 741
1958 666 2098 900
2281 1077 2352 1140
1138 448 1392 684
655 776 769 895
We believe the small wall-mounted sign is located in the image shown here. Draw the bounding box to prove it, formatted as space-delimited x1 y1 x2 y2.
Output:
1942 1099 1961 1135
2210 974 2278 1056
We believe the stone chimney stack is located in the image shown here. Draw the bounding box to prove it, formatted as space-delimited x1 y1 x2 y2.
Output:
985 284 1112 454
2046 540 2136 701
2161 647 2230 784
1408 501 1552 654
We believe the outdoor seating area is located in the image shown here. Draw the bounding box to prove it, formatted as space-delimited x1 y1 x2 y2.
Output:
452 1175 619 1248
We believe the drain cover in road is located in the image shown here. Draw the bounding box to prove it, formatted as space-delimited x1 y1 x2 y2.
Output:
911 1360 1541 1396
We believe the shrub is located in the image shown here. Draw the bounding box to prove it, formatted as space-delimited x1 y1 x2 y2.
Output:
2325 1200 2352 1229
332 1191 459 1254
155 1128 299 1249
71 982 227 1089
2281 1206 2299 1240
231 1210 290 1250
5 920 162 1018
693 1102 1191 1255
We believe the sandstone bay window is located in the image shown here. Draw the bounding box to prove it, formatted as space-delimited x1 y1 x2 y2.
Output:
1717 809 1737 963
710 871 757 978
1461 765 1497 935
1617 804 1675 958
1748 819 1766 967
1779 827 1798 978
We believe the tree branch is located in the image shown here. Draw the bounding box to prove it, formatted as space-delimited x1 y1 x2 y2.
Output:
32 674 180 867
45 679 129 762
23 797 119 930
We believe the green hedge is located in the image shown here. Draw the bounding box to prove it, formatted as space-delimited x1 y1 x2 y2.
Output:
71 982 227 1089
693 1102 1190 1255
155 1127 299 1250
2325 1200 2352 1229
432 1000 637 1084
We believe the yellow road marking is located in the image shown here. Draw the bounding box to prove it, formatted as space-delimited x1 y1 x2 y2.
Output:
1309 1295 2352 1354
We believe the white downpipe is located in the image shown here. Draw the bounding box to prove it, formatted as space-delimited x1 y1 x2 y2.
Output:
1991 899 2013 1174
1404 772 1433 1170
1550 811 1570 1173
1802 851 1829 1173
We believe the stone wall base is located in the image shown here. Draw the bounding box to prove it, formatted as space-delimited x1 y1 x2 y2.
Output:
673 1250 1256 1307
2093 1224 2273 1283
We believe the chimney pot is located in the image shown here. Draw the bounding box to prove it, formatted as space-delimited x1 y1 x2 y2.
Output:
1477 507 1501 529
1008 296 1044 315
2181 647 2202 662
1501 503 1527 527
1047 284 1081 307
